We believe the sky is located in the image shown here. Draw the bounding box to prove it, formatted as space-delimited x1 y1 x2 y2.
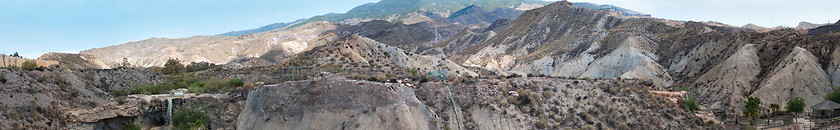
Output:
1 0 838 59
0 0 378 58
566 0 840 27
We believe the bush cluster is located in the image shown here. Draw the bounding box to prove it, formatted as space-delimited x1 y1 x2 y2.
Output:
129 74 245 94
172 103 208 130
681 96 698 111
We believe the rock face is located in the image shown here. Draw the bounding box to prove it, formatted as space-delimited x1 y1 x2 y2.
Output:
692 44 761 110
451 2 675 86
751 47 832 110
237 73 438 129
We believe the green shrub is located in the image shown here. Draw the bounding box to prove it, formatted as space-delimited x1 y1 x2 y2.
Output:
682 96 698 111
826 87 840 103
121 122 141 130
228 79 244 87
172 104 207 130
0 73 6 83
787 97 805 114
409 68 418 77
22 60 38 71
188 85 205 93
202 79 226 92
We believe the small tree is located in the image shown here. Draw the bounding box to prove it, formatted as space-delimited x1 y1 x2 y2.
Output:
787 97 805 113
10 52 21 58
743 96 761 124
162 58 185 75
826 87 840 103
769 103 780 114
120 57 132 68
682 96 699 111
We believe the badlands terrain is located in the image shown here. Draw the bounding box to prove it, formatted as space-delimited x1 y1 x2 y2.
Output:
2 0 840 129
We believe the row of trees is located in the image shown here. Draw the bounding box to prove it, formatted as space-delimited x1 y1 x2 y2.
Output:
158 58 219 75
742 96 805 125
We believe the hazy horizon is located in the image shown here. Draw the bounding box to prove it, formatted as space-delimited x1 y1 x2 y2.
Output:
1 0 837 59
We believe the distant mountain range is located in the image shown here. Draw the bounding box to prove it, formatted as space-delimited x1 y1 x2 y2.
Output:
217 19 304 36
217 0 650 36
570 2 650 17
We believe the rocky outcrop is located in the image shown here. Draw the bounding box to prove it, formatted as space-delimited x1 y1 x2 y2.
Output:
237 73 438 129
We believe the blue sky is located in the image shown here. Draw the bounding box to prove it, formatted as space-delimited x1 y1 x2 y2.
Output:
1 0 838 58
0 0 378 58
567 0 840 27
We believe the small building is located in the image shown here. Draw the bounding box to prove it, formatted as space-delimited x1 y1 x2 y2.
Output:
810 100 840 118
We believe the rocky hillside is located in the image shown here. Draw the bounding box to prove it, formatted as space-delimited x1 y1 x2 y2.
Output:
447 5 523 28
285 34 477 77
420 2 840 112
0 67 161 129
79 22 339 68
807 20 840 36
217 19 305 36
237 73 438 129
238 72 714 129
